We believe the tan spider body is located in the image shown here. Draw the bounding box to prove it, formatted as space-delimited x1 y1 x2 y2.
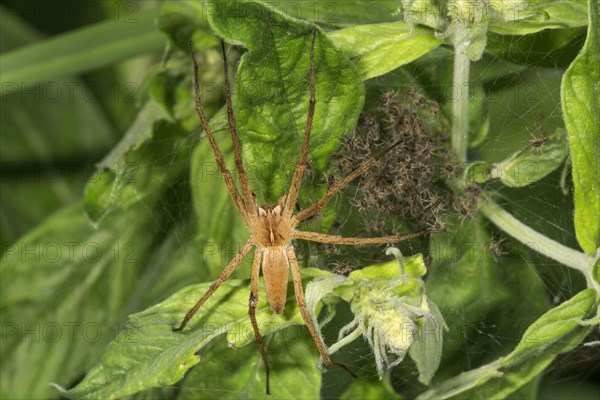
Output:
255 204 292 313
176 29 432 394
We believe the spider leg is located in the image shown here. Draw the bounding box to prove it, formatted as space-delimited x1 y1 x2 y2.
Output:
188 42 251 226
283 28 317 219
292 230 431 245
248 248 271 394
293 139 405 225
286 246 356 378
221 41 257 218
174 240 253 331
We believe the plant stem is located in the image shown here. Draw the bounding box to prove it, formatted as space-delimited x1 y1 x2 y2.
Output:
451 24 471 163
448 24 599 295
480 196 599 294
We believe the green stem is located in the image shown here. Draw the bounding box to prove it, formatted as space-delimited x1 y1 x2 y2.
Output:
480 196 599 294
448 24 599 294
451 24 471 163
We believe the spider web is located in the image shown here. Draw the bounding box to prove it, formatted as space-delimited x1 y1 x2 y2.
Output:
116 29 599 399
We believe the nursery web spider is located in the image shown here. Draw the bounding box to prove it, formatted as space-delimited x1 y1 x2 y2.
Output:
175 29 432 394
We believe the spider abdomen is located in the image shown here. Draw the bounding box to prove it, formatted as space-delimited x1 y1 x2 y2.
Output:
261 247 290 314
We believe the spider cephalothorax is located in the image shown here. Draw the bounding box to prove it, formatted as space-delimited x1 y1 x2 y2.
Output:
254 204 292 248
175 28 434 394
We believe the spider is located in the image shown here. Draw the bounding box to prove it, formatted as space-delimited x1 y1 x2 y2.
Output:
175 28 433 394
486 237 507 259
529 133 549 150
529 113 549 150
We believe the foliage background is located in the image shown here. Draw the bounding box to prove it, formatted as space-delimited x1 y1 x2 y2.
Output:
1 0 599 399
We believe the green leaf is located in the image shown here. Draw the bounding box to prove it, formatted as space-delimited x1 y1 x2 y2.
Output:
96 100 166 172
340 375 401 400
224 0 399 28
502 289 596 365
408 300 445 385
278 0 398 27
496 128 568 187
464 129 569 187
417 360 504 400
159 1 217 50
178 331 321 399
83 47 215 223
0 203 157 399
125 386 178 400
463 161 492 184
83 105 191 223
417 289 597 400
0 7 165 93
0 7 117 241
486 28 587 69
83 103 165 222
464 128 569 187
349 253 426 281
206 0 364 201
489 0 588 35
328 21 442 80
561 0 600 255
63 278 307 399
0 4 43 49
